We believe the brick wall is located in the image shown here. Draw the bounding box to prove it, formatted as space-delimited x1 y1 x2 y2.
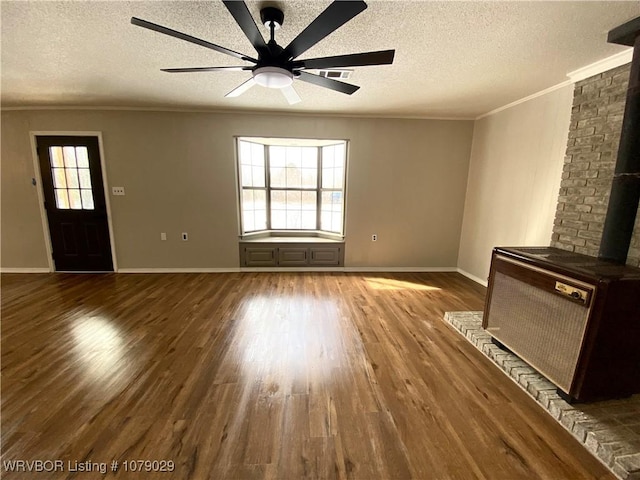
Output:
551 63 640 267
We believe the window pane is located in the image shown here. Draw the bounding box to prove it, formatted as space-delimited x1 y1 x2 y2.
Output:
76 147 89 168
50 147 64 167
301 147 317 168
286 210 301 229
254 210 267 230
271 210 286 229
251 143 264 167
322 168 332 189
78 169 92 189
301 191 316 210
321 191 343 233
270 167 286 188
240 141 251 164
286 166 302 188
242 189 266 232
252 166 265 188
243 189 255 209
241 165 252 187
243 213 255 232
332 215 342 233
253 190 266 210
301 168 317 188
271 190 286 210
335 168 344 189
63 146 77 167
66 168 79 189
321 211 331 231
286 146 302 168
333 144 345 167
323 145 335 168
301 211 316 229
55 189 69 209
81 189 95 210
68 189 82 209
52 168 67 188
286 190 301 206
270 146 286 167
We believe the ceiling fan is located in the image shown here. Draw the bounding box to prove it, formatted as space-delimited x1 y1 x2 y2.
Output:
131 1 395 104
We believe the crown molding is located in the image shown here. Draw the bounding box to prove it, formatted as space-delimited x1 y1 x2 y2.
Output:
567 48 633 82
475 80 573 120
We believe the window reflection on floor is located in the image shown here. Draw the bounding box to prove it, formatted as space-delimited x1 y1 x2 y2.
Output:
232 294 346 383
364 277 441 291
71 315 130 386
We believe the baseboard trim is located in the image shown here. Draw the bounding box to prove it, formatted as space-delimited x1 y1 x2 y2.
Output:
118 266 460 273
241 267 345 272
1 268 51 273
457 268 488 287
344 266 458 273
118 268 240 273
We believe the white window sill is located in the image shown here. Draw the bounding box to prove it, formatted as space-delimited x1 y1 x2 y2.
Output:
240 231 344 243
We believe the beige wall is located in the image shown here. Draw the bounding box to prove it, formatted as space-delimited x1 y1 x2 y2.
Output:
457 85 574 284
1 110 473 270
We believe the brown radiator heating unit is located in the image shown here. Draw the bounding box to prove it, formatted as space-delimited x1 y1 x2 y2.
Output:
483 247 640 402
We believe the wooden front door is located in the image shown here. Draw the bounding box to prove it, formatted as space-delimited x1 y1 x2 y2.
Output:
37 136 113 272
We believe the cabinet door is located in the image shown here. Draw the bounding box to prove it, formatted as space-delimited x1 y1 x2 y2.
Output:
278 247 308 266
243 247 277 267
309 246 341 266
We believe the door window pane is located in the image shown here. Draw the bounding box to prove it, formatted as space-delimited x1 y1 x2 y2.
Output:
50 147 64 167
66 168 79 189
81 190 95 210
68 189 82 209
63 146 77 167
55 189 69 209
49 145 96 210
76 147 89 168
53 168 67 188
78 169 92 189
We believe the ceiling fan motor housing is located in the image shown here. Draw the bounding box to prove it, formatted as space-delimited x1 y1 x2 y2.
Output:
260 7 284 30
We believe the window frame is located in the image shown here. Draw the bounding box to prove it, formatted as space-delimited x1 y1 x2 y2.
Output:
236 137 347 238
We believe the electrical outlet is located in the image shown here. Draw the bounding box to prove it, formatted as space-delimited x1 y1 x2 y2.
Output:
112 186 125 196
161 232 167 241
181 232 188 241
372 234 377 242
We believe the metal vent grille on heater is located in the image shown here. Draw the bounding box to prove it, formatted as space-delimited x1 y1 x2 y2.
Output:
486 271 591 393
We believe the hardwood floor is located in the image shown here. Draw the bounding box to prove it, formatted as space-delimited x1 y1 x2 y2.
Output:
1 272 615 480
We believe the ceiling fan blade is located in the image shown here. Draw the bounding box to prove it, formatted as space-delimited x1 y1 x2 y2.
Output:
222 1 268 56
131 17 257 63
161 66 253 73
283 1 367 60
281 85 301 105
293 49 395 70
297 71 359 95
225 77 257 98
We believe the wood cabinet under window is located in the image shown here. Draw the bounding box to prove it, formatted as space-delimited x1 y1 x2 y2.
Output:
240 241 344 267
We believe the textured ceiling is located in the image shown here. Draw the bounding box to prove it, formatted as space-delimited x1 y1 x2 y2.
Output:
1 1 639 118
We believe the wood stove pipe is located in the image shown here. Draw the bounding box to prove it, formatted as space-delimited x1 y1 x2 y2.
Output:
598 17 640 264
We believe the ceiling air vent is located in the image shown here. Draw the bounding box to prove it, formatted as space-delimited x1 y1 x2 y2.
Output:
318 69 353 79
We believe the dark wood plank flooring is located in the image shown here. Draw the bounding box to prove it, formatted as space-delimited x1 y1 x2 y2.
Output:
1 272 615 479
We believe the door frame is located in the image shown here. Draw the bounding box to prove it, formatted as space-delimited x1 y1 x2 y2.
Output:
30 131 118 272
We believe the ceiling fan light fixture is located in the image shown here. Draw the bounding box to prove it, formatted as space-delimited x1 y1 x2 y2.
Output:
253 66 293 89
